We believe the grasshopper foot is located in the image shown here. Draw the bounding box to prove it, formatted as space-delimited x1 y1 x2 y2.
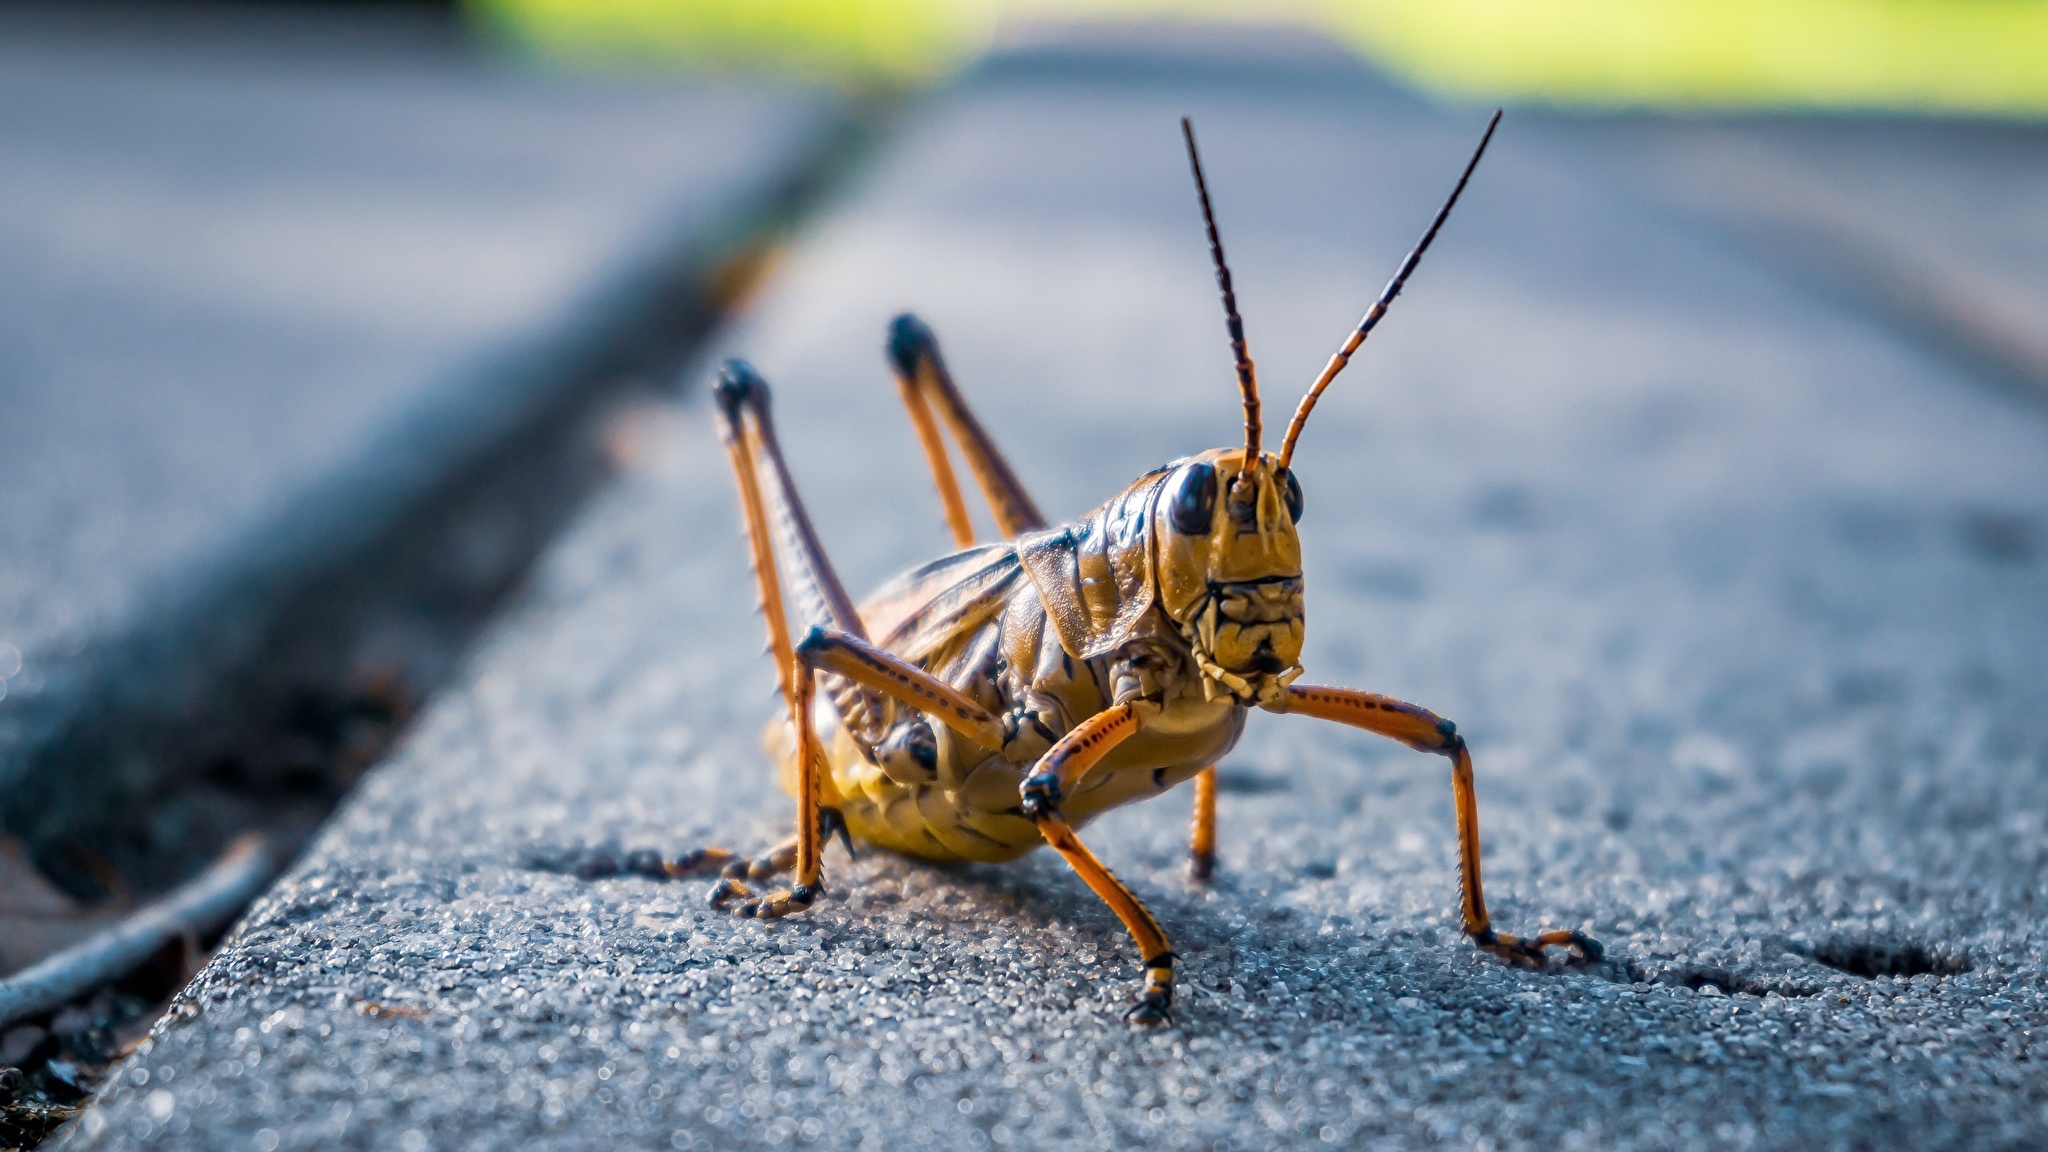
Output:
710 878 822 919
1019 773 1062 821
1124 988 1174 1027
1470 927 1602 968
678 807 853 886
1122 952 1177 1026
742 883 821 920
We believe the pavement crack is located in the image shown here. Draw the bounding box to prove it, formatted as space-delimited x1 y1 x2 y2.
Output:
1804 935 1971 980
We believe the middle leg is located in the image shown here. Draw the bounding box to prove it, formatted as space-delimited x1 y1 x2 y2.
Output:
1188 765 1218 882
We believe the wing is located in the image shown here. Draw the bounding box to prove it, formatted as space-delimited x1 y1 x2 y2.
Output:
861 543 1022 665
815 544 1021 759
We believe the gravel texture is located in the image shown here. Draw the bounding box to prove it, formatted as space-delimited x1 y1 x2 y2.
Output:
0 4 832 867
59 38 2048 1152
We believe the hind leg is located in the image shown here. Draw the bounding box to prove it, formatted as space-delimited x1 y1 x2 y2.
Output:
887 314 1047 543
703 807 857 916
698 360 877 917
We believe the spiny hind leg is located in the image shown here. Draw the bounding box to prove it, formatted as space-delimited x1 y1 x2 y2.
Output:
675 803 851 881
713 361 876 919
886 314 1048 541
524 806 849 911
1274 684 1602 966
725 660 856 919
887 317 976 548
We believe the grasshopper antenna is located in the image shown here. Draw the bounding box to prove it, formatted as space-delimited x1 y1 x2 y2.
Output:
1182 116 1261 461
1277 108 1502 470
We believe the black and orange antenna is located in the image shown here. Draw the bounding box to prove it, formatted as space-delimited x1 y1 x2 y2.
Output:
1277 108 1502 470
1181 116 1261 461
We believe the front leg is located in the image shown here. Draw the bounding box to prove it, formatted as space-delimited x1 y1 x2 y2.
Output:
1272 684 1601 966
1019 704 1180 1024
1020 702 1138 819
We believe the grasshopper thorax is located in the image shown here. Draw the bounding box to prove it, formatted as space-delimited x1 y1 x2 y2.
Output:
1154 448 1305 705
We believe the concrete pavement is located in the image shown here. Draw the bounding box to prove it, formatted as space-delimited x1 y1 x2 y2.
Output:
56 32 2048 1152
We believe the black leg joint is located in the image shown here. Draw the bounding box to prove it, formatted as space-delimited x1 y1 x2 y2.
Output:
1125 985 1175 1026
714 359 767 417
887 313 937 378
1020 773 1062 820
1570 930 1605 963
795 625 833 658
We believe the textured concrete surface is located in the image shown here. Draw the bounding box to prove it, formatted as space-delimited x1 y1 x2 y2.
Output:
1541 115 2048 401
61 40 2048 1152
0 5 834 871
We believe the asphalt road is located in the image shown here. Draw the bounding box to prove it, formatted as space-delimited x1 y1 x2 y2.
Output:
60 35 2048 1152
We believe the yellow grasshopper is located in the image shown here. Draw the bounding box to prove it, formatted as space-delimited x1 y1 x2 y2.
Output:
687 111 1599 1024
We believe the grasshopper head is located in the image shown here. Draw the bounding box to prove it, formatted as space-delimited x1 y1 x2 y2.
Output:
1154 448 1304 704
1155 112 1492 702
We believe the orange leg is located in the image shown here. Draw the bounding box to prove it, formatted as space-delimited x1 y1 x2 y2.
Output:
1021 705 1178 1023
887 315 1047 540
1036 814 1177 1025
893 358 976 549
1188 765 1218 882
1273 684 1601 966
795 627 1005 751
715 368 797 713
720 363 866 639
704 361 864 919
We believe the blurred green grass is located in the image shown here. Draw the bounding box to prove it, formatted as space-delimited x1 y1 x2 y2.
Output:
469 0 2048 115
1334 0 2048 115
466 0 995 81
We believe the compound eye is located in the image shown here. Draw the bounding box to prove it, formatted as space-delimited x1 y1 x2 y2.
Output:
1167 462 1217 535
1280 467 1304 523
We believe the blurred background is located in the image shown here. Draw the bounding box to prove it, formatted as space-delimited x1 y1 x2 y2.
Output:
479 0 2048 115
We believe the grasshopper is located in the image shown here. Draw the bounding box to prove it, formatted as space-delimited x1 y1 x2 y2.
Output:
689 111 1600 1024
